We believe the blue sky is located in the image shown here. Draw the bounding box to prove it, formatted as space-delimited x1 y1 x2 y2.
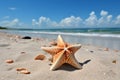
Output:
0 0 120 29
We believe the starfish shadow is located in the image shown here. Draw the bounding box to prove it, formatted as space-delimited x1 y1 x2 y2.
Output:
57 63 79 71
55 59 91 71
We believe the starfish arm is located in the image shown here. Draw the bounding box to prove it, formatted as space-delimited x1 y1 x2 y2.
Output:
41 46 62 56
67 44 81 54
57 35 66 47
50 50 65 70
66 54 82 69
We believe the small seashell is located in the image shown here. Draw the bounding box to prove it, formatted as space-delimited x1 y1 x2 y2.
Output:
21 52 26 54
20 70 31 74
16 68 31 74
104 48 109 51
5 59 14 64
34 54 46 60
50 41 57 46
112 60 116 64
16 68 26 71
90 50 94 53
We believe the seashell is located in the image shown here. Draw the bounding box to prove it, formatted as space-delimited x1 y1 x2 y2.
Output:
90 50 94 53
16 68 31 74
50 41 57 46
34 54 46 60
104 48 109 51
112 60 116 64
20 52 26 54
5 59 14 63
20 70 30 74
16 68 26 71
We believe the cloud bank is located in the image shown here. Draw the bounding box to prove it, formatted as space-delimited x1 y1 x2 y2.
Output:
0 18 27 28
0 10 120 28
32 10 120 28
0 19 19 27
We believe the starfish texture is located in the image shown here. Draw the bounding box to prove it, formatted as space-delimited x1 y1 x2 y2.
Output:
41 35 82 70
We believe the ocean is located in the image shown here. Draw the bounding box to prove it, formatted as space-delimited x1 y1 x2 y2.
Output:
0 28 120 50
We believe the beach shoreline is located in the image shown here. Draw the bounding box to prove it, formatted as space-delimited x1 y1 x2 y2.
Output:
1 29 120 50
0 32 120 80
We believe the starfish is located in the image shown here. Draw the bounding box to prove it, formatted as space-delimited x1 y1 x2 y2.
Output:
41 35 82 70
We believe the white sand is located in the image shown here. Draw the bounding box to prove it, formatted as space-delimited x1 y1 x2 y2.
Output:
0 32 120 80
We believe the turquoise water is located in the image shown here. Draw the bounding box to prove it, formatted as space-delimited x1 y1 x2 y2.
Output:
11 28 120 34
0 28 120 50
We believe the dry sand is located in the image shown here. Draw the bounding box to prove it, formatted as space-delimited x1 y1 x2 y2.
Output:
0 32 120 80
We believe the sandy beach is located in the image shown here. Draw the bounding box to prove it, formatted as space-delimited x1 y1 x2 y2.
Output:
0 32 120 80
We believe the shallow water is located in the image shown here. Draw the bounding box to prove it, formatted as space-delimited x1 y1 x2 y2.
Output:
0 29 120 50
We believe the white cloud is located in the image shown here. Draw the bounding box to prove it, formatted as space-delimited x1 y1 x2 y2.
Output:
9 7 16 10
3 18 18 26
100 10 108 16
114 15 120 25
59 16 82 27
0 18 22 27
107 15 112 22
32 16 82 28
32 16 57 28
1 10 120 28
85 11 97 26
38 16 51 26
32 19 39 25
98 10 113 26
31 11 120 28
